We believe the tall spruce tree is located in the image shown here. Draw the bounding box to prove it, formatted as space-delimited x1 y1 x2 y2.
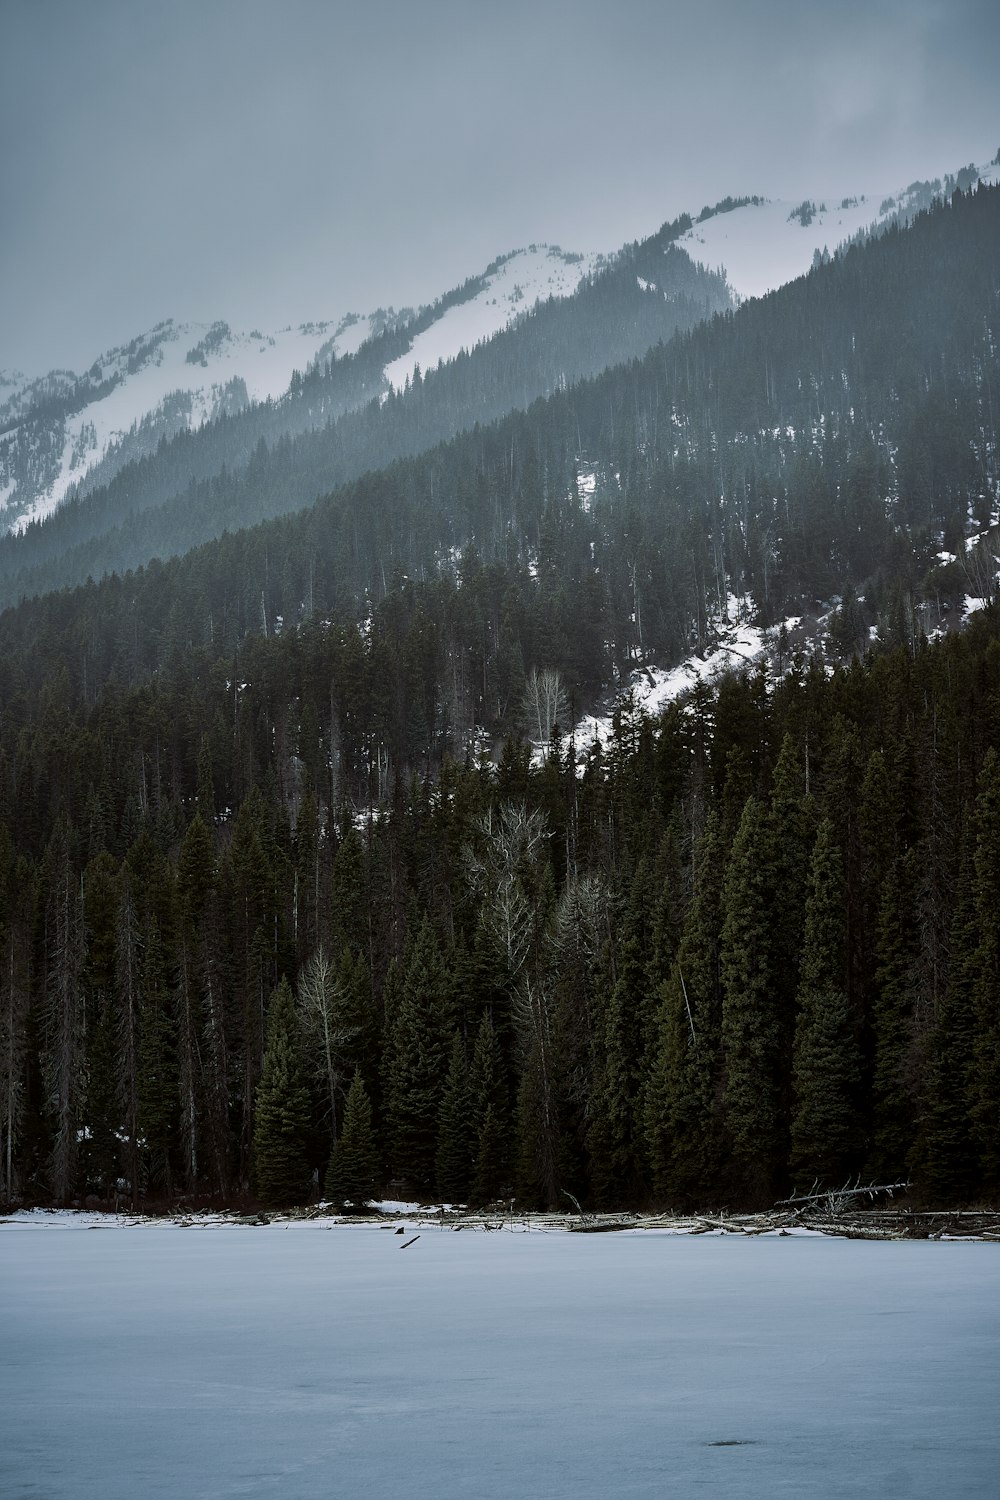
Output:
720 796 784 1199
867 850 920 1181
790 820 861 1187
435 1033 475 1203
252 978 313 1207
915 831 979 1201
384 919 450 1192
590 857 658 1204
469 1011 509 1204
970 749 1000 1191
324 1069 378 1210
646 810 726 1205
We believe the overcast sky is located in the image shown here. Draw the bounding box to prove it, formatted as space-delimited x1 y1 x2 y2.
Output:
2 0 997 376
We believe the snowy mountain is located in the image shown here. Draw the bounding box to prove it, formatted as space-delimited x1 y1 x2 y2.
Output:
0 246 597 537
3 149 995 554
677 155 1000 301
382 245 598 392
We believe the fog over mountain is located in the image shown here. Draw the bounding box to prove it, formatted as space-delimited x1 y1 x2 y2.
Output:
2 0 998 375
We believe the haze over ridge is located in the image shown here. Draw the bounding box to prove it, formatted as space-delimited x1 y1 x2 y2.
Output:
2 0 997 375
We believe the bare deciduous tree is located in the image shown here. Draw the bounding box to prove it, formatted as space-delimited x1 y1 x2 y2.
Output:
296 948 358 1147
522 669 569 755
463 804 548 980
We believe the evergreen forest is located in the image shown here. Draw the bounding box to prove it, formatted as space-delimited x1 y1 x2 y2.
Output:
1 184 999 1213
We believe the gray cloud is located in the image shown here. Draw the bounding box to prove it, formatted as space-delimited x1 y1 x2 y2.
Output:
2 0 997 374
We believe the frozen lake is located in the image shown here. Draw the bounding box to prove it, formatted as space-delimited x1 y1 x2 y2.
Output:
2 1217 998 1498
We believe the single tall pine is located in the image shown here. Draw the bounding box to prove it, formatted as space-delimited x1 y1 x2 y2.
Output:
253 978 312 1207
790 820 861 1187
325 1069 378 1210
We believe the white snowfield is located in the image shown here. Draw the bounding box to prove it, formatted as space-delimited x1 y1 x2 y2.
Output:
383 245 598 393
1 1216 997 1499
677 157 1000 302
0 245 597 536
0 315 372 534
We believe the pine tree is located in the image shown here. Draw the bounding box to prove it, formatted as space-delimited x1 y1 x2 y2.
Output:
435 1034 474 1203
867 851 919 1181
645 810 726 1204
469 1011 508 1204
384 919 449 1192
970 749 1000 1190
915 830 978 1201
591 857 657 1204
720 796 783 1198
790 820 861 1187
136 921 178 1198
324 1069 378 1210
43 827 85 1205
253 978 312 1207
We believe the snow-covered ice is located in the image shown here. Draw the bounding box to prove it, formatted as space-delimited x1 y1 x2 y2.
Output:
1 1217 997 1499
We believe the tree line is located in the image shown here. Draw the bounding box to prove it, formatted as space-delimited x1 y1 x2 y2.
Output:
3 599 1000 1210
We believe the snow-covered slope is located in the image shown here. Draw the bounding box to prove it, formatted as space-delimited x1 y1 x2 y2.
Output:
5 150 995 540
0 245 598 536
0 315 378 533
677 156 1000 301
383 245 598 392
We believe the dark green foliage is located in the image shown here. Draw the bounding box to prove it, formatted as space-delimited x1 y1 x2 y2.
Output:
324 1069 378 1210
384 920 450 1193
469 1012 509 1204
589 858 658 1204
721 796 784 1198
867 851 920 1181
790 821 862 1187
252 979 313 1207
2 189 1000 1212
645 811 726 1205
971 750 1000 1190
435 1035 475 1204
915 835 980 1202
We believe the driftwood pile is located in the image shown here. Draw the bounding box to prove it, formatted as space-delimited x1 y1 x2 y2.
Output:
207 1183 1000 1239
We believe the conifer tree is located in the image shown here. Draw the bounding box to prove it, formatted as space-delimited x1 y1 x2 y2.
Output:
136 921 178 1197
590 857 658 1204
790 820 861 1187
43 827 85 1205
646 810 726 1203
970 749 1000 1190
916 833 979 1201
324 1069 378 1210
766 733 812 1033
253 978 312 1207
435 1034 475 1203
469 1011 508 1204
384 919 449 1191
867 851 919 1181
720 795 783 1197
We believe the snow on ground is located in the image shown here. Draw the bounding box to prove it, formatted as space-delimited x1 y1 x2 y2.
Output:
567 595 773 762
677 157 999 302
576 462 598 511
678 195 879 300
1 1219 997 1499
383 246 597 392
